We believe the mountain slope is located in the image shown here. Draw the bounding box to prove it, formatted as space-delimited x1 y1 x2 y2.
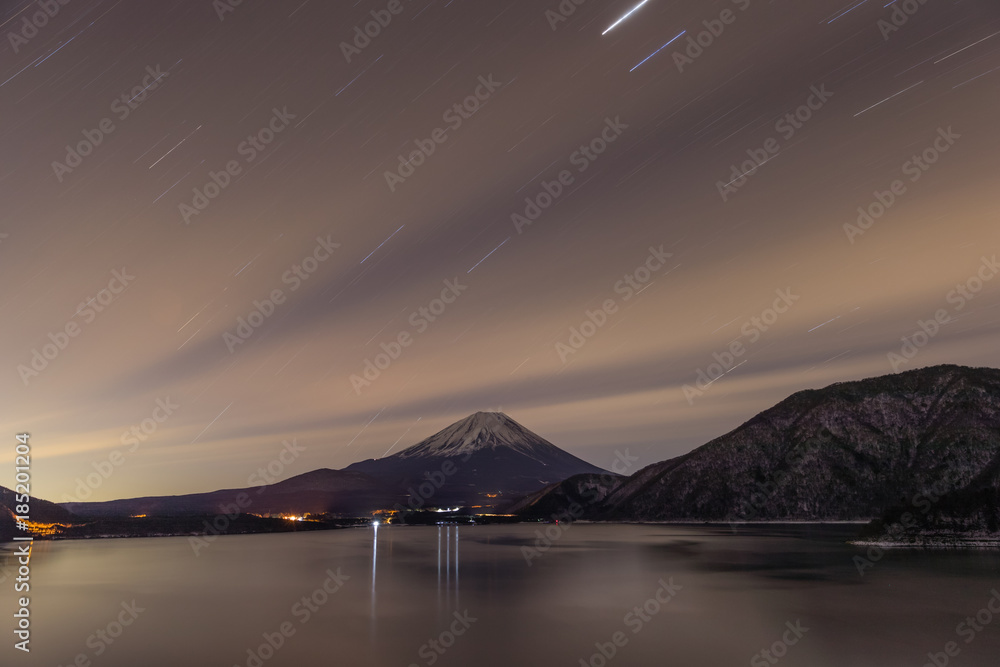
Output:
0 485 81 541
61 469 398 518
346 411 607 507
859 448 1000 545
505 472 624 517
516 365 1000 522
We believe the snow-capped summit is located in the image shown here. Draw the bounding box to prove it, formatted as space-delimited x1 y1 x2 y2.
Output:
394 411 568 462
346 411 607 506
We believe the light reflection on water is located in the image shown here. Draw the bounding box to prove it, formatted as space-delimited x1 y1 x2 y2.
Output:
2 524 999 667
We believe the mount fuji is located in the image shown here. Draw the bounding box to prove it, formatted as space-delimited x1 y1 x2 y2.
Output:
57 411 608 520
345 411 608 507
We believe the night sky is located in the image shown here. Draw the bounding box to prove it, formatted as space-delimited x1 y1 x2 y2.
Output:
2 0 999 502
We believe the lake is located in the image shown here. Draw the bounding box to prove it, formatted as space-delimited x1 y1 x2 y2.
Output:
3 524 999 666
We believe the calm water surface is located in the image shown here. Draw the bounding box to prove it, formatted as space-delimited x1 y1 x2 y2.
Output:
2 524 999 666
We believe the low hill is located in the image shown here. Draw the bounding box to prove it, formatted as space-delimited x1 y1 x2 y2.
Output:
61 468 399 518
0 485 81 541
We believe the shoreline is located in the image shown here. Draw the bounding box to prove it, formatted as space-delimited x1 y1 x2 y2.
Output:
1 519 872 545
4 520 997 550
851 537 1000 549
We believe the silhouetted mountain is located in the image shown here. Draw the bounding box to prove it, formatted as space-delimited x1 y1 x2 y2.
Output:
0 485 80 541
48 367 1000 542
505 472 624 518
515 365 1000 524
62 469 399 519
346 411 608 507
61 413 605 519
